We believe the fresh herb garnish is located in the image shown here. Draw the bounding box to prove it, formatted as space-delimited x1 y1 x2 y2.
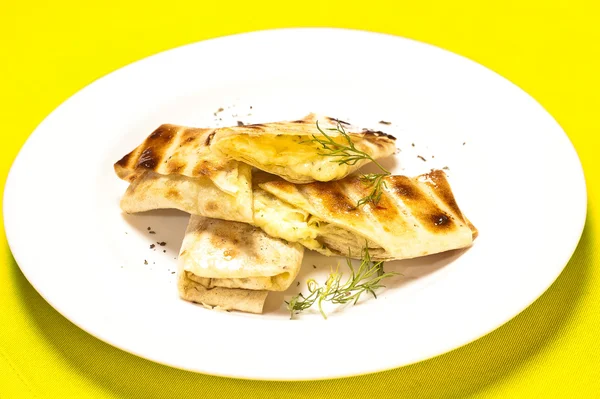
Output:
357 173 389 207
307 121 391 206
286 246 398 319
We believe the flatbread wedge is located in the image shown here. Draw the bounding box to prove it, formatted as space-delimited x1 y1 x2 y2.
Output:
178 267 268 314
177 216 304 314
255 170 477 260
115 124 252 223
211 113 396 183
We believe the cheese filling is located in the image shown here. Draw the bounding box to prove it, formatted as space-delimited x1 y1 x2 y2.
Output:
222 135 352 182
253 188 384 256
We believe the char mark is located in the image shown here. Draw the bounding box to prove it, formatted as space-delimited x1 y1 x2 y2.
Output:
205 131 216 146
327 117 351 126
389 175 457 233
302 182 357 214
362 128 396 141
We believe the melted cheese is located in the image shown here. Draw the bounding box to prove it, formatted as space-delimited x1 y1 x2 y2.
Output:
253 188 383 256
253 188 320 245
224 135 352 182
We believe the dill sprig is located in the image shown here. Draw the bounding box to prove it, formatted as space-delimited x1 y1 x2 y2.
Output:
357 173 389 207
307 121 391 206
286 246 399 319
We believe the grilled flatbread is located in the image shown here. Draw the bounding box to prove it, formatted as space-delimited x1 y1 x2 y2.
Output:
255 170 477 260
178 270 268 314
179 216 304 293
115 124 252 223
211 113 396 183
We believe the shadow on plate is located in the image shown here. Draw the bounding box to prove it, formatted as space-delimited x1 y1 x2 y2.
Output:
7 214 593 398
121 208 191 255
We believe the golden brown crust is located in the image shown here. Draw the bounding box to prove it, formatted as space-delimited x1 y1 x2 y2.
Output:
259 169 477 260
418 170 477 238
387 175 458 234
211 113 396 183
266 172 468 236
114 124 236 181
345 177 407 231
298 181 359 215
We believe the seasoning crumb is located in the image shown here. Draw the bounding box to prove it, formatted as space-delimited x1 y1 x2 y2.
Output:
171 271 176 275
443 166 450 170
159 242 167 246
163 250 166 253
378 120 392 125
250 105 253 109
313 265 317 269
125 232 128 234
463 142 466 145
237 121 245 126
147 227 151 231
149 231 156 234
213 107 224 116
150 244 155 249
297 281 300 287
144 260 148 265
417 155 427 162
411 143 415 147
432 155 435 159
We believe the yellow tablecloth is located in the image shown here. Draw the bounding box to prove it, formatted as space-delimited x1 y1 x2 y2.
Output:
1 1 598 397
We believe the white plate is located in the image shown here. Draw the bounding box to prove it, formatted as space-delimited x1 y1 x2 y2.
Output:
3 28 586 380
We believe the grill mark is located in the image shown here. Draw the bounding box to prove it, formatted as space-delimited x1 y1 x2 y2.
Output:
326 117 351 126
179 127 202 145
423 170 463 219
364 138 386 149
115 151 132 169
134 124 178 170
204 131 216 146
301 181 358 216
346 176 403 225
338 177 410 246
422 170 477 239
138 148 158 169
362 128 397 141
388 176 457 233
